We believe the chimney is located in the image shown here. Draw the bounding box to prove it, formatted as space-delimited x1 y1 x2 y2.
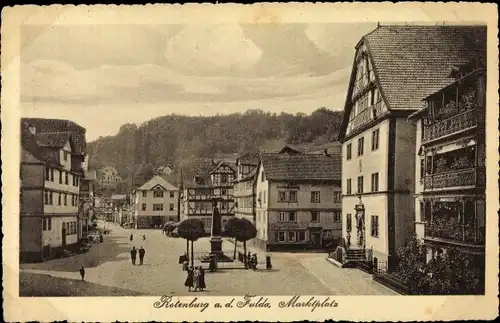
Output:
27 124 36 135
323 148 329 157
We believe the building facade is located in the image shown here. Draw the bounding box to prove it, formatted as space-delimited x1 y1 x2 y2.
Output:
98 166 122 187
409 55 486 264
234 153 259 224
337 25 487 270
135 175 179 228
254 153 342 251
181 160 236 234
20 118 87 262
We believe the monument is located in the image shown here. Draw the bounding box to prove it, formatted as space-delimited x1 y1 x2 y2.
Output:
201 197 233 263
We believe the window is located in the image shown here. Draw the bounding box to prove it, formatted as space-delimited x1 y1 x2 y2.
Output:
358 137 364 156
288 231 296 242
278 191 286 203
169 203 174 211
371 173 379 192
64 194 67 206
153 190 164 198
311 212 319 222
346 143 352 160
371 215 379 237
263 191 266 204
153 203 164 211
288 191 297 203
261 171 265 182
357 176 364 194
63 151 68 161
420 159 425 180
333 192 342 203
45 168 50 181
170 191 175 198
372 129 379 150
289 212 297 222
311 191 321 203
57 193 61 206
44 191 49 205
221 175 228 183
278 212 287 222
43 218 47 231
59 171 63 184
275 231 286 242
142 191 147 198
346 179 352 195
65 172 69 185
49 192 53 205
333 212 341 222
221 188 227 195
142 203 147 211
346 213 352 232
50 169 54 181
47 217 52 231
297 231 306 242
75 177 79 187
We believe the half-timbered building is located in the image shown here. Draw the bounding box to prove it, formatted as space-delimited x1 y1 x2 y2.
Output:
337 25 486 270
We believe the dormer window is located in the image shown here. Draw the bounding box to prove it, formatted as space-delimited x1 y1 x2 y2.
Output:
27 124 36 135
194 175 203 185
63 151 69 161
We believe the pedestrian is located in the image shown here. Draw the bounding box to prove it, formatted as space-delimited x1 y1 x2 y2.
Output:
130 234 133 242
130 246 137 265
143 234 146 241
252 253 258 270
247 252 252 269
266 249 273 270
79 265 85 281
193 267 200 291
184 267 194 292
139 246 146 265
199 266 206 291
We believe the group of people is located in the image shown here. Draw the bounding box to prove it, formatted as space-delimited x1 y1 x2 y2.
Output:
130 246 146 265
245 252 259 270
184 266 206 292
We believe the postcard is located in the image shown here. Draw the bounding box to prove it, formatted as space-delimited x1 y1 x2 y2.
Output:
2 2 499 322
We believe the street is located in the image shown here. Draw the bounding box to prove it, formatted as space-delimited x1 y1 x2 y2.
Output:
20 222 397 296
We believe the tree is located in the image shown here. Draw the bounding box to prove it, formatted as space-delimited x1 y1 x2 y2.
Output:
177 218 205 268
224 217 242 260
392 234 427 289
231 218 257 263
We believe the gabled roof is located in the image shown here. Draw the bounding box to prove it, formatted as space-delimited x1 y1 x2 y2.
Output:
36 132 73 149
259 153 341 181
137 175 179 191
209 160 237 175
338 25 486 140
22 118 87 154
236 152 260 166
365 25 486 110
274 145 302 154
20 121 61 167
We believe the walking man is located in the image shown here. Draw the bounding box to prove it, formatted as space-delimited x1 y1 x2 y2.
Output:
139 246 146 265
79 265 85 281
130 246 137 265
130 234 134 242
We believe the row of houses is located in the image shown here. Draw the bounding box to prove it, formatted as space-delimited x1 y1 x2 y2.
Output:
20 118 97 262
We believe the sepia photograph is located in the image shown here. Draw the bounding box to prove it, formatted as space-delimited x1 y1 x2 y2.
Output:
2 3 499 322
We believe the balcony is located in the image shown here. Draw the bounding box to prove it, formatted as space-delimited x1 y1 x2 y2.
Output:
424 218 485 246
422 108 478 143
423 167 485 190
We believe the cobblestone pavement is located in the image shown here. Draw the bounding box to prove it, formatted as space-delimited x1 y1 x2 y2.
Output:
21 222 396 296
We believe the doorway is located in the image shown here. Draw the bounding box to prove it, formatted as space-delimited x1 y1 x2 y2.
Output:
61 226 66 248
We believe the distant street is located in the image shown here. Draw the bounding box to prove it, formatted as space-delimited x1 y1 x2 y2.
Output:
20 221 397 296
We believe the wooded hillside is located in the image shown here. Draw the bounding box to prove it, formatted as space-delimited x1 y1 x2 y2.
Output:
87 108 343 182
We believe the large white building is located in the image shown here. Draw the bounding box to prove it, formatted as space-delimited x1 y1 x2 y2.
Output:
134 175 179 228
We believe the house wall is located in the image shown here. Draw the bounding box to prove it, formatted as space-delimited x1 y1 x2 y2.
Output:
255 164 270 247
135 190 178 217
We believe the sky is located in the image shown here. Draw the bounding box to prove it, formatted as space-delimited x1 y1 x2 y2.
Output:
20 23 377 141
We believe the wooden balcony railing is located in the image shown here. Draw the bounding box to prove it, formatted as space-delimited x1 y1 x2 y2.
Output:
423 108 477 143
347 101 385 135
424 220 485 245
423 167 485 190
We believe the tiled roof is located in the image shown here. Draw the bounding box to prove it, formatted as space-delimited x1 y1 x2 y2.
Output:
181 158 218 187
20 121 60 167
240 167 258 182
365 25 486 110
137 175 178 191
259 153 341 181
22 118 87 154
36 132 72 149
237 152 260 166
